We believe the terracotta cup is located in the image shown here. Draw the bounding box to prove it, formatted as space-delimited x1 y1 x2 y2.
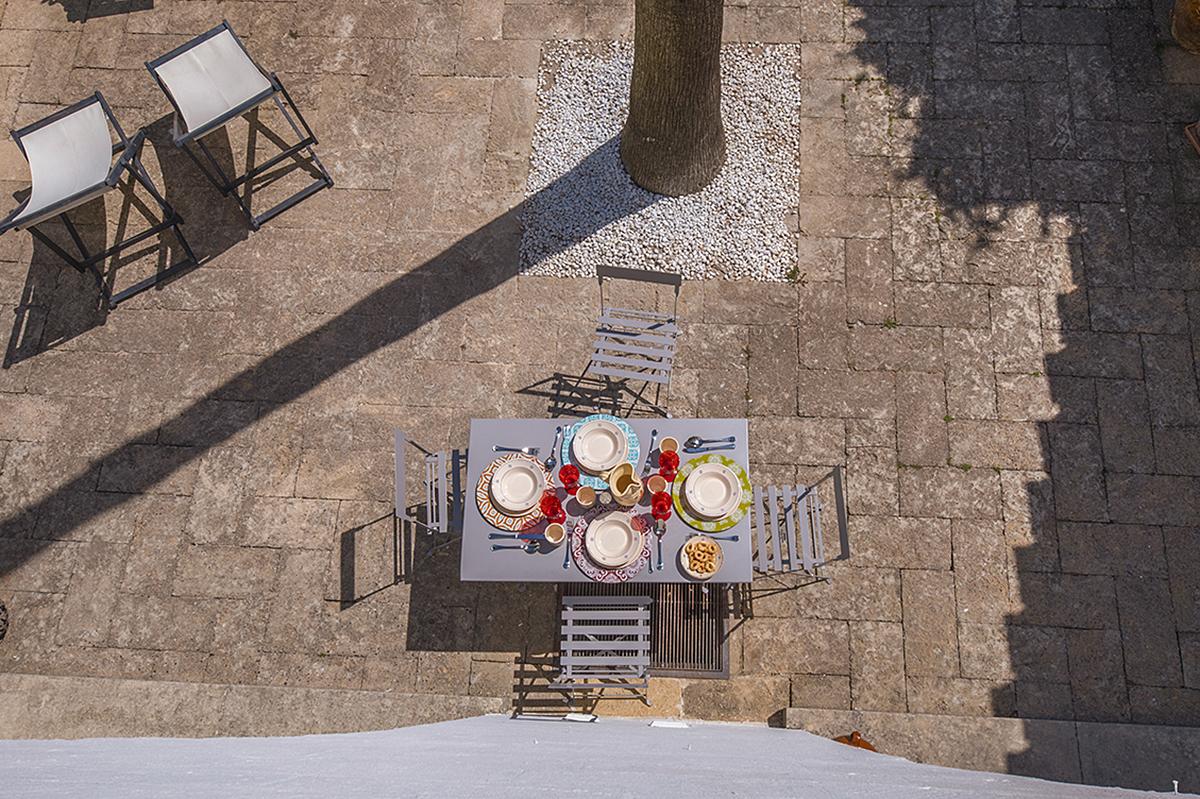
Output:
544 522 565 546
646 474 668 494
576 485 597 508
659 436 679 453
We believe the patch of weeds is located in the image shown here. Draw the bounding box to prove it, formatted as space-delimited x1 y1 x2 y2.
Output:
883 318 898 329
955 463 973 472
943 414 954 422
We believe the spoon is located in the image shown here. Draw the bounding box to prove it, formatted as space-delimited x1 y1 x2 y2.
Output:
641 428 658 476
493 542 539 553
544 426 562 471
684 435 734 449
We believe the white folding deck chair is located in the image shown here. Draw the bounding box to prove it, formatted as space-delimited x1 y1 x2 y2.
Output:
145 20 333 230
0 93 196 307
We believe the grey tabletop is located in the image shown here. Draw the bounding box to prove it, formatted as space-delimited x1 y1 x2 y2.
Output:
460 418 753 584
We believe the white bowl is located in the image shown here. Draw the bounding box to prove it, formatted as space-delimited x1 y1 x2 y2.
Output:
489 456 546 514
683 463 741 520
585 511 642 568
571 419 628 473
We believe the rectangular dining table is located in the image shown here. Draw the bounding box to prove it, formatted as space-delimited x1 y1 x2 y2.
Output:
460 417 753 583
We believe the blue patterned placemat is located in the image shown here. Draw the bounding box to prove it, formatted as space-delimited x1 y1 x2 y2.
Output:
560 413 641 490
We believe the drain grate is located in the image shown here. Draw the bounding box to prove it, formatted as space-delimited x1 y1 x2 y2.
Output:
562 583 727 677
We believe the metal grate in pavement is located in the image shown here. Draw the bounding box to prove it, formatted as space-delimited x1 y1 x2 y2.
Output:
562 583 727 678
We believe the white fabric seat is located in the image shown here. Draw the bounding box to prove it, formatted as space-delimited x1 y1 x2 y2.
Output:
11 102 114 228
145 22 333 229
0 92 199 309
151 28 273 137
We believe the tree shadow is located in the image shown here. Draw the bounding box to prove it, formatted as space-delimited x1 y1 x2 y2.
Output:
0 135 654 681
844 0 1200 791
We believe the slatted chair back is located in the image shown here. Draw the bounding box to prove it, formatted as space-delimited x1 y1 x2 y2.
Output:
751 467 849 575
393 430 466 536
555 594 652 702
588 266 682 415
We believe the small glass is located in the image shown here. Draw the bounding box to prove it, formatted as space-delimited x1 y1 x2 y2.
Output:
558 464 580 495
650 490 673 521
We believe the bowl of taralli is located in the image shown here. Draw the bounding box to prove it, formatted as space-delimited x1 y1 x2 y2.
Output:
680 535 723 581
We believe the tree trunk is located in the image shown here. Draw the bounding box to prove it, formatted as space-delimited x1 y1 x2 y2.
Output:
620 0 726 197
1174 0 1200 52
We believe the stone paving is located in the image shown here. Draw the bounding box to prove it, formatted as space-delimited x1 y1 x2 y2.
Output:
0 0 1198 766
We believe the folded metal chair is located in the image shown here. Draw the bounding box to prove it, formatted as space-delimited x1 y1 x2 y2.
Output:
146 20 333 230
553 594 652 704
751 467 850 576
0 92 196 307
393 430 466 581
584 265 682 417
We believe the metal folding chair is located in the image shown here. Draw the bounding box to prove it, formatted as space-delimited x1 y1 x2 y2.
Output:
0 92 196 308
553 594 652 704
751 467 850 576
145 20 333 230
394 430 467 536
585 265 681 417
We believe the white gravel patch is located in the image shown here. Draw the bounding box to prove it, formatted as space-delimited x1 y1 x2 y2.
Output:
520 41 801 281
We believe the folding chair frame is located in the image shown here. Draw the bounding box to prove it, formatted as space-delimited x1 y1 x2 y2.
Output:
751 467 850 577
552 594 652 705
145 20 333 231
585 265 682 418
393 429 466 582
0 92 197 308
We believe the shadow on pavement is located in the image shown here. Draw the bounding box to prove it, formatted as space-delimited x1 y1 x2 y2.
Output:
847 0 1200 790
0 136 655 679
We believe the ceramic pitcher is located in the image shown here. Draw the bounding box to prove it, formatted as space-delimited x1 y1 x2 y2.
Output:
607 462 644 507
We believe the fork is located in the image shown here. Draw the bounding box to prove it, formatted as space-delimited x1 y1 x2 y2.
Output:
493 542 539 553
655 518 666 571
493 445 539 455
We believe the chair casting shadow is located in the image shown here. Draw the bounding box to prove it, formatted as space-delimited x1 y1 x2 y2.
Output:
3 113 254 368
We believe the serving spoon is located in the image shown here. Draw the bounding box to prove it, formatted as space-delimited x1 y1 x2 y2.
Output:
684 435 735 449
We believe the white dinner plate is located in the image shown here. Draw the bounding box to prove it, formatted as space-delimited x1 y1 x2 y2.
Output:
571 419 627 473
585 511 643 568
488 456 546 514
683 463 742 520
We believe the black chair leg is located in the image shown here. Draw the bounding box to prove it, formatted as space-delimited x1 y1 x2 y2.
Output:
180 84 333 231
